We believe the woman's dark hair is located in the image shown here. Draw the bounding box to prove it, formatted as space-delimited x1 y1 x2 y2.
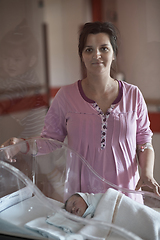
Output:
78 21 118 62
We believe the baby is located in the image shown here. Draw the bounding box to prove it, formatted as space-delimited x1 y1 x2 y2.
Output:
64 189 160 240
64 192 103 218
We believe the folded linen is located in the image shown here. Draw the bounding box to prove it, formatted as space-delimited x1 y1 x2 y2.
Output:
25 217 66 240
46 212 84 233
65 234 83 240
25 213 84 239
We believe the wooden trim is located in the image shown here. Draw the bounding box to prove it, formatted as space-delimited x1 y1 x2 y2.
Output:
42 23 50 109
0 87 60 115
50 87 60 98
91 0 102 22
0 94 49 115
149 112 160 133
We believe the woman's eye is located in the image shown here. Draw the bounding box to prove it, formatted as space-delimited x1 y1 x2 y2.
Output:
101 47 109 52
85 48 93 53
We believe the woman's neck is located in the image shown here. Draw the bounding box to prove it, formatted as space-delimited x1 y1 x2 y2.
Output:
81 74 119 114
82 72 115 95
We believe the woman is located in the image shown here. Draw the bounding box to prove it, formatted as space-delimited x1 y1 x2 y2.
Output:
1 22 160 201
40 22 160 201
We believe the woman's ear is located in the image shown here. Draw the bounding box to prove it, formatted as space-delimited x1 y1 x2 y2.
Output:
29 55 37 67
112 53 116 61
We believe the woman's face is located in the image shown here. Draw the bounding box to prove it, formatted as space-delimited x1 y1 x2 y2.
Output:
82 33 115 75
65 195 88 217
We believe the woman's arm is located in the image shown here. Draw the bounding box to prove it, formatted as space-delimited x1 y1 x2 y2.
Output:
136 143 160 196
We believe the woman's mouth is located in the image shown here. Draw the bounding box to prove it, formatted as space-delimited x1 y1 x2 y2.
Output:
92 61 103 65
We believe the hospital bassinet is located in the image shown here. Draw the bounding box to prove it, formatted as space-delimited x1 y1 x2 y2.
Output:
0 138 160 240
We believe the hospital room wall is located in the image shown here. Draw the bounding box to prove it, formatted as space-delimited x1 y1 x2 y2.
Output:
0 0 160 184
43 0 92 89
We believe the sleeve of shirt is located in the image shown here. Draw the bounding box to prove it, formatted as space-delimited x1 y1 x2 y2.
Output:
136 87 153 145
41 88 67 142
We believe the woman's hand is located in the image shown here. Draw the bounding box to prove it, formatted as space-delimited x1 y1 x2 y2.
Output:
135 175 160 196
136 143 160 196
0 137 21 148
0 137 24 162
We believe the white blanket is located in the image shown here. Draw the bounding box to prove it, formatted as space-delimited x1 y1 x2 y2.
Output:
79 188 160 240
25 188 160 240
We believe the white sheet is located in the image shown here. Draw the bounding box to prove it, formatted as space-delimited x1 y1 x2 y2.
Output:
0 195 63 226
0 186 32 212
0 218 44 240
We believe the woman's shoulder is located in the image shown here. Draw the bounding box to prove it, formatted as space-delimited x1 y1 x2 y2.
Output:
121 80 138 90
56 81 79 95
60 81 78 90
119 81 146 108
120 80 142 96
52 81 78 101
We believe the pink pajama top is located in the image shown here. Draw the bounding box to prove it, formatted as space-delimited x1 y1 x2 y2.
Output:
41 80 153 202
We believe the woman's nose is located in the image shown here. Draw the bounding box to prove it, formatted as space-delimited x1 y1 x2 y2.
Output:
93 49 101 59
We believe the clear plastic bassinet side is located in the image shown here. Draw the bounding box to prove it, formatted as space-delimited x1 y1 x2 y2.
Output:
0 138 160 240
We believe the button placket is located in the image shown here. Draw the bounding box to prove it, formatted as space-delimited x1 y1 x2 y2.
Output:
92 103 115 150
